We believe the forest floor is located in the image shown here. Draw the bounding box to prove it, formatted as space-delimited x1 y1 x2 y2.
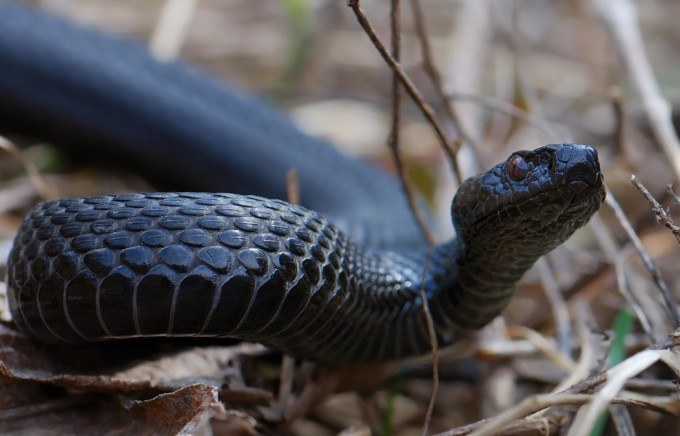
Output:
1 1 680 435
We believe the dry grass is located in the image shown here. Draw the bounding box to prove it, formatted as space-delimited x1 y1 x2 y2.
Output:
1 0 680 434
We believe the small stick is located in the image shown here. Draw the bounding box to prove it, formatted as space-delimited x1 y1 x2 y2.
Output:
347 0 459 177
614 249 656 341
667 184 680 209
148 0 197 60
609 86 626 154
0 135 56 200
286 169 300 206
445 92 559 137
537 258 573 358
593 0 680 182
387 0 435 244
630 176 680 244
409 0 471 170
606 185 680 326
419 257 438 436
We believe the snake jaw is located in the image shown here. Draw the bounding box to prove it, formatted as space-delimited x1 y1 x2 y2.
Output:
452 143 605 248
434 144 605 335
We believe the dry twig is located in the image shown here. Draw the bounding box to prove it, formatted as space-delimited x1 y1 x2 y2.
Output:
537 258 572 358
445 92 559 137
387 0 435 244
593 0 680 181
419 257 438 436
463 335 680 435
631 176 680 244
506 325 575 373
148 0 197 60
347 0 458 175
409 0 471 164
0 135 56 200
605 188 680 326
568 347 677 434
614 248 656 341
286 169 300 206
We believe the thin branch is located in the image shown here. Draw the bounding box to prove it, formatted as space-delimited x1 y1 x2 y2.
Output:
506 325 575 372
568 349 669 434
465 334 680 436
609 86 626 154
614 248 656 342
435 374 610 436
347 0 458 175
669 184 680 209
0 136 56 200
148 0 197 60
445 92 559 137
550 300 600 393
409 0 470 173
537 258 573 358
387 0 435 244
419 256 438 436
286 169 300 206
275 355 296 417
593 0 680 182
606 186 680 326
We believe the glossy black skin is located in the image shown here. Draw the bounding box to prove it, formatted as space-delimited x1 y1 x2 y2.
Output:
1 5 606 363
8 145 605 363
0 2 421 250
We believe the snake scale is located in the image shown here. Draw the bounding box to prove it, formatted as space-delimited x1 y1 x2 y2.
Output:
1 4 605 363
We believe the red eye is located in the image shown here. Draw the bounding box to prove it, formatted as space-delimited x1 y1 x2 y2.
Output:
508 155 528 180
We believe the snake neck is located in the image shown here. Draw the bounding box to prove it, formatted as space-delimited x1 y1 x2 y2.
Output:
427 238 539 335
297 234 536 363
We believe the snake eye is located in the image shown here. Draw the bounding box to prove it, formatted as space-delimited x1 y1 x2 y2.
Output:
507 155 529 180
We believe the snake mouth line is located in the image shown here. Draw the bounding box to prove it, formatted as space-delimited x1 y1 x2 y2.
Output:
468 175 605 234
569 171 606 201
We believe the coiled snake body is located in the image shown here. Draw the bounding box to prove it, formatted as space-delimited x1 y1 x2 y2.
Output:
2 4 605 363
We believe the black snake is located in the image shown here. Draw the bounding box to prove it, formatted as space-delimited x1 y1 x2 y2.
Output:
1 4 605 364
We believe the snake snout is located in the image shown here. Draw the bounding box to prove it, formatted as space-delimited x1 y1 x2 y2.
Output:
563 144 602 188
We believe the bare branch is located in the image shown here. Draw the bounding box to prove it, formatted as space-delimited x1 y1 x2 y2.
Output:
606 186 680 326
387 0 435 244
347 0 458 174
593 0 680 181
419 257 438 436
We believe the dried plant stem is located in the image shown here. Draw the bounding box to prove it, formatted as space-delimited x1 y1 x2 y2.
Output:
419 257 438 436
445 92 559 137
506 325 575 373
347 0 457 173
605 187 680 326
464 335 680 436
614 249 656 341
609 86 626 153
668 184 680 208
286 169 300 206
387 0 435 244
631 176 680 244
408 0 468 176
568 349 670 434
593 0 680 181
149 0 197 60
537 258 572 358
0 135 56 200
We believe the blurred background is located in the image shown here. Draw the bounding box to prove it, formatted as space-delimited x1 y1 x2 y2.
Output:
1 0 680 434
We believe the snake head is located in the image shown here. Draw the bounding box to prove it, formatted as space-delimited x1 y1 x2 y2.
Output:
451 144 605 260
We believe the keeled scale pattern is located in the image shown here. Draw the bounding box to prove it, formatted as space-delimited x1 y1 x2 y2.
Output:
8 193 373 360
